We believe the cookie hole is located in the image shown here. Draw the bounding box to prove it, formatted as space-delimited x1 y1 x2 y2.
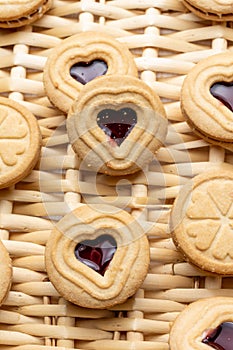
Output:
96 107 137 146
202 322 233 350
210 82 233 112
70 59 108 85
74 234 117 276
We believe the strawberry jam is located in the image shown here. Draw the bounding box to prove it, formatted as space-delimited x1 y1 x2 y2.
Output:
202 322 233 350
210 82 233 112
70 60 108 85
74 235 117 276
97 107 137 146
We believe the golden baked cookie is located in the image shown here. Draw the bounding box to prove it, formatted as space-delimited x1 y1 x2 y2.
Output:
170 297 233 350
0 240 12 305
0 0 52 28
0 97 41 189
182 0 233 21
45 204 150 309
43 31 138 113
181 52 233 151
170 166 233 274
67 75 168 176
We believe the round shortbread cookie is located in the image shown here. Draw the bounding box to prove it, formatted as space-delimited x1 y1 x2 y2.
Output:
182 0 233 21
43 31 138 113
0 97 41 189
181 52 233 151
170 297 233 350
0 0 52 28
170 166 233 274
67 74 168 176
45 205 150 309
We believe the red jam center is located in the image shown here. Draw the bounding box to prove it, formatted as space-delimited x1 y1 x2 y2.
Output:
210 82 233 112
202 322 233 350
74 235 117 276
70 60 108 85
97 107 137 146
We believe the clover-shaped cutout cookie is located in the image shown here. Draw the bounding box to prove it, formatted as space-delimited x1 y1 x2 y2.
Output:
0 97 41 189
170 166 233 274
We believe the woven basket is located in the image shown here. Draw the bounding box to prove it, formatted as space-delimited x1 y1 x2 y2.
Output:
1 0 233 349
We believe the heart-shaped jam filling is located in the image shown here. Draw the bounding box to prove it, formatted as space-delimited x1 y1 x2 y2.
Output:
210 82 233 112
202 322 233 350
74 234 117 276
70 60 108 85
97 107 137 146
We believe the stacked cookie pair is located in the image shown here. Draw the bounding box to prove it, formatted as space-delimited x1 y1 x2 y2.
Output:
43 31 168 176
42 32 169 308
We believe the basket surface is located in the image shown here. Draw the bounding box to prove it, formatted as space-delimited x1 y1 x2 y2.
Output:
1 0 233 349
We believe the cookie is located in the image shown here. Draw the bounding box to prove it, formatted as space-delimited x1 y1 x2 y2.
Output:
43 31 138 113
0 0 52 28
0 240 12 305
181 52 233 151
170 166 233 274
67 74 168 176
0 97 41 189
170 297 233 350
45 204 150 309
182 0 233 21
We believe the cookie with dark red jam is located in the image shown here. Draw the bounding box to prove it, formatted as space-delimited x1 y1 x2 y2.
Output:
182 0 233 22
181 52 233 151
67 75 168 176
202 322 233 350
169 297 233 350
43 31 138 113
45 204 150 309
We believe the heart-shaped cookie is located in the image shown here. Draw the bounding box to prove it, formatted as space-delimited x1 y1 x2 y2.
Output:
170 165 233 274
181 52 233 151
67 75 167 176
45 204 150 309
43 32 138 113
170 297 233 350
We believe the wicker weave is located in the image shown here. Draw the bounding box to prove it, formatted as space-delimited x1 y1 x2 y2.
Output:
1 0 233 349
